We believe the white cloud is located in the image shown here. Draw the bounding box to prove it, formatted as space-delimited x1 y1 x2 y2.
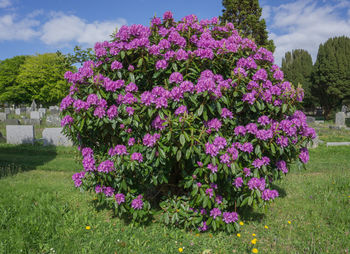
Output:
0 14 40 41
268 0 350 65
0 0 11 8
261 5 271 20
40 13 127 47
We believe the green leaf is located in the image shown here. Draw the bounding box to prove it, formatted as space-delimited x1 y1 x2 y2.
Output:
282 104 287 113
137 58 143 67
180 134 185 146
176 150 182 161
197 104 204 116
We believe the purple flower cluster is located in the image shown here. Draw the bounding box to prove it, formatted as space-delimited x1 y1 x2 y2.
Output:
97 160 115 173
222 212 238 224
248 177 266 191
72 171 85 187
252 156 270 169
210 208 221 219
131 152 143 162
262 189 279 201
131 195 143 210
109 145 128 156
143 133 160 147
115 193 125 204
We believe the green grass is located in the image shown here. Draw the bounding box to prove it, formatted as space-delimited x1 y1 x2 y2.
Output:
312 123 350 142
0 144 349 253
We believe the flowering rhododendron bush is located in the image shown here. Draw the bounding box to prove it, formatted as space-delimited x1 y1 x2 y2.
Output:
63 12 315 232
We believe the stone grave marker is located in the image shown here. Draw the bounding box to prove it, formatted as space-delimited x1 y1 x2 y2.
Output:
22 119 41 125
5 119 20 125
335 112 346 127
4 108 11 114
46 115 61 126
38 108 47 114
30 111 41 120
0 112 7 121
42 128 72 146
6 125 34 144
30 100 37 111
306 116 315 124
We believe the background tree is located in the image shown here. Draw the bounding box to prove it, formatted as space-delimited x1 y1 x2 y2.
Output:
57 45 95 67
220 0 275 52
312 36 350 119
0 55 29 104
16 53 75 105
281 49 314 109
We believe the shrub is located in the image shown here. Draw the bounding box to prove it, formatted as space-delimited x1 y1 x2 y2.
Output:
62 12 315 232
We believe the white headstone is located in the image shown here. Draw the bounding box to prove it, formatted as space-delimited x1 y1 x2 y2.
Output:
6 125 34 144
335 112 346 126
30 111 41 120
42 128 72 146
0 112 7 121
15 108 21 115
38 108 47 114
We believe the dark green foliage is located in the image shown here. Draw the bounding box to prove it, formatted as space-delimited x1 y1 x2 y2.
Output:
0 55 29 104
58 45 95 66
312 36 350 119
220 0 275 52
281 49 314 109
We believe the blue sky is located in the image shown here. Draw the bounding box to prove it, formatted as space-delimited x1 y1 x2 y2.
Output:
0 0 350 65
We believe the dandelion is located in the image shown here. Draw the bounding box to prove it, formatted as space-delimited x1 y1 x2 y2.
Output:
252 248 258 253
237 233 241 237
178 247 184 252
288 221 291 224
85 226 91 230
264 225 269 229
195 233 200 237
239 221 244 226
252 233 256 236
251 238 257 244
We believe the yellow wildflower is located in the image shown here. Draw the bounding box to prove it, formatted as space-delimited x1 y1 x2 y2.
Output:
85 226 91 230
264 225 268 229
236 233 241 237
288 221 291 224
252 248 258 253
252 233 256 236
178 247 183 252
239 221 244 226
251 238 257 245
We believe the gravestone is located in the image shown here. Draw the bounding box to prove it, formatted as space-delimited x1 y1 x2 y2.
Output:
307 135 319 149
30 100 37 111
4 108 11 114
22 119 41 125
0 112 7 121
5 119 20 125
49 106 59 115
46 115 61 126
42 128 72 146
38 108 47 114
15 108 26 115
306 116 315 124
341 105 348 113
6 125 34 144
30 111 41 120
335 112 346 126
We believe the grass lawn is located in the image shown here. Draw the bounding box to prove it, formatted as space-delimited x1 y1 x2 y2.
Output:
0 143 349 253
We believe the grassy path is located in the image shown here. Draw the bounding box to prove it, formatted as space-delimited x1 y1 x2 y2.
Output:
0 145 349 253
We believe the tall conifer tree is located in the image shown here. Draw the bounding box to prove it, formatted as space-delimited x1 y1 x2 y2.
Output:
312 36 350 118
220 0 275 52
281 49 314 109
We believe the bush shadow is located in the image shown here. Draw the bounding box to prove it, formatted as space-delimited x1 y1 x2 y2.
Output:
0 143 57 179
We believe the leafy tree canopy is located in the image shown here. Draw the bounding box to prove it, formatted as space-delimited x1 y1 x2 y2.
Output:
16 53 75 105
0 55 29 104
220 0 275 52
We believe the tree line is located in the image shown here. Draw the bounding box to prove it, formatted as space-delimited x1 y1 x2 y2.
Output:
282 36 350 118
